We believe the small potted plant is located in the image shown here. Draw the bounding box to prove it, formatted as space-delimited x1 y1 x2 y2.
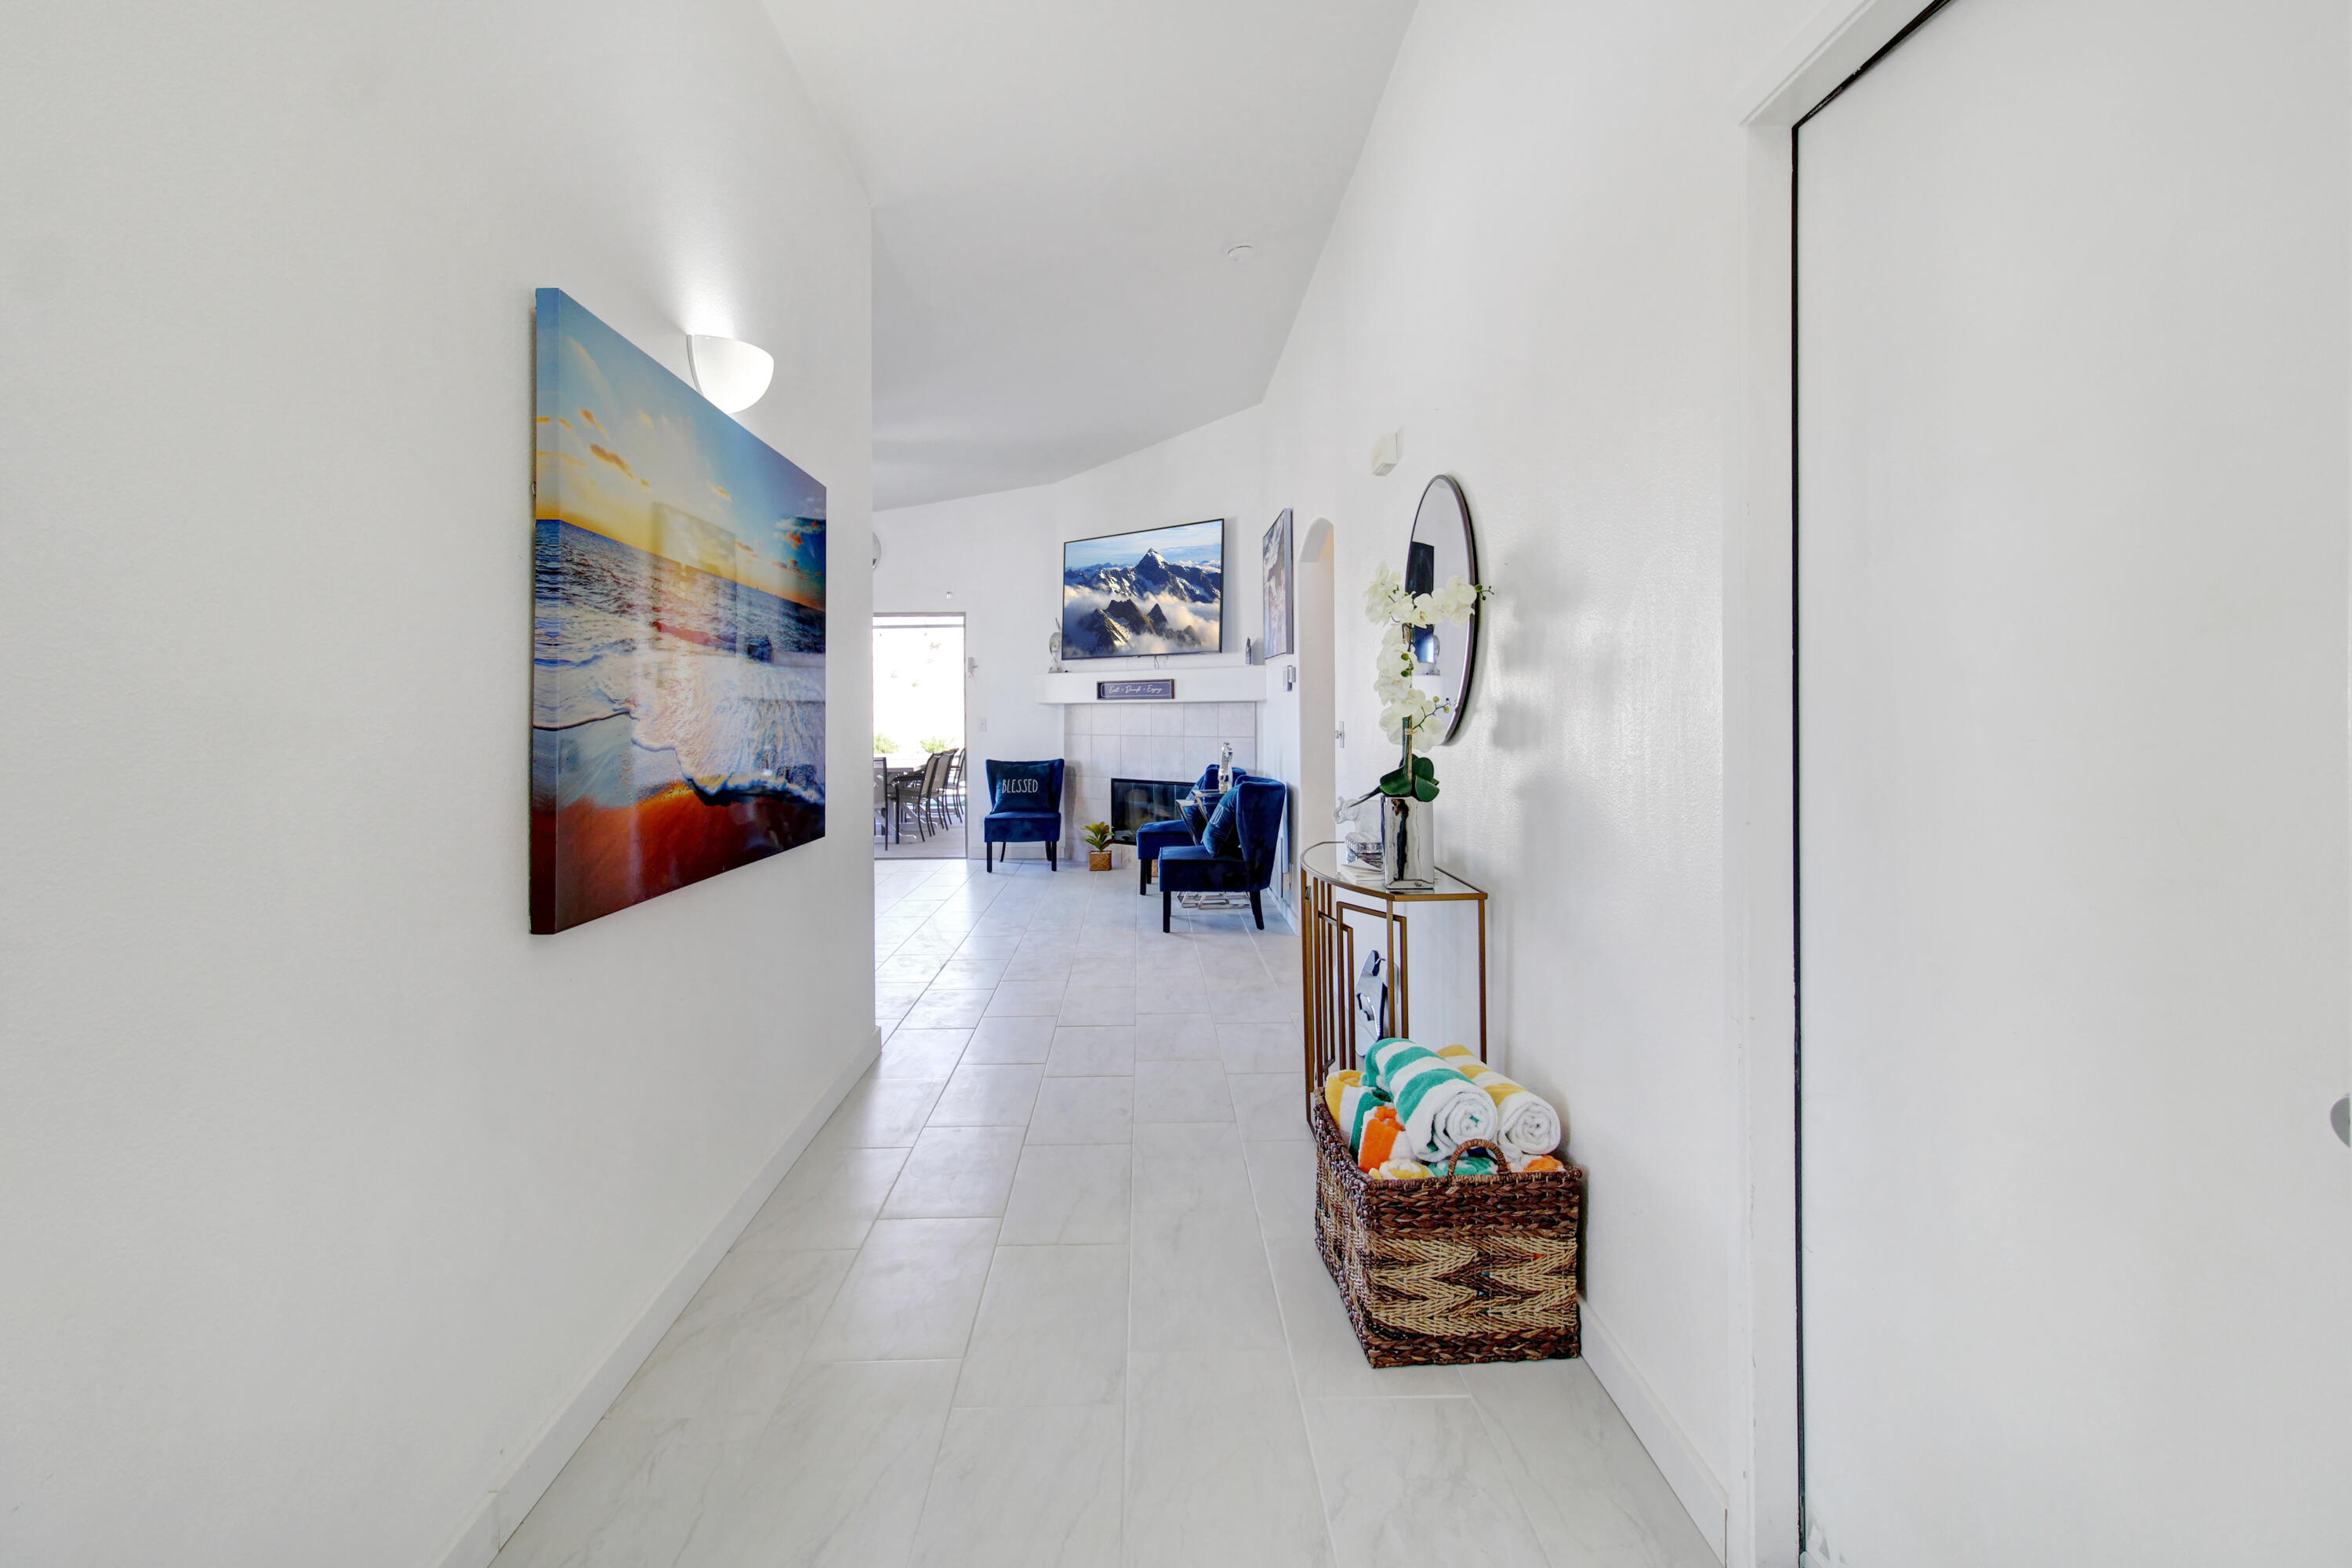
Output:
1082 821 1115 873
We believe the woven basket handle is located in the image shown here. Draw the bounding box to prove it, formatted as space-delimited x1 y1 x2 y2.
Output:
1436 1138 1510 1178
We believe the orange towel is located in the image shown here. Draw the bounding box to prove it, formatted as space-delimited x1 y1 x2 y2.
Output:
1357 1105 1405 1172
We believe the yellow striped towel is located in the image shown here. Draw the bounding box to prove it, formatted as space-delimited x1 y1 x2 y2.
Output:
1323 1069 1362 1123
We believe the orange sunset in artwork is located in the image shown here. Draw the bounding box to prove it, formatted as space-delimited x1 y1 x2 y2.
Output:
531 288 826 933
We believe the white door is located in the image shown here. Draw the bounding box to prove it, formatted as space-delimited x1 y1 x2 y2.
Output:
1795 1 2351 1563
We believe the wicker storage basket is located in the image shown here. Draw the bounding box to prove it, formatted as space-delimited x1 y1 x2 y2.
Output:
1312 1099 1584 1367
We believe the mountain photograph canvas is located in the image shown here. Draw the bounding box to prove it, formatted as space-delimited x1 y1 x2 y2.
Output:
1061 519 1224 659
531 288 827 933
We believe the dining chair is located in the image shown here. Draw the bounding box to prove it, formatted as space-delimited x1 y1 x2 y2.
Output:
943 749 966 822
916 751 949 836
886 758 929 841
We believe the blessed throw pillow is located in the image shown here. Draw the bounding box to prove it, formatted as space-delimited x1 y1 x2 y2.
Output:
991 761 1056 812
1204 785 1246 858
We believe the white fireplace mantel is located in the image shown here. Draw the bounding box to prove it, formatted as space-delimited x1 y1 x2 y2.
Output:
1039 666 1272 705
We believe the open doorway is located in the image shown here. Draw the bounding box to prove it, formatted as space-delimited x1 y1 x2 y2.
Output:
873 612 967 859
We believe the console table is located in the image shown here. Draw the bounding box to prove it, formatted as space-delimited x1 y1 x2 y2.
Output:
1298 840 1489 1102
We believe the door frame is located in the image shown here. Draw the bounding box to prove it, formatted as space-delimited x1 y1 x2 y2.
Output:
872 609 970 855
1723 4 1955 1564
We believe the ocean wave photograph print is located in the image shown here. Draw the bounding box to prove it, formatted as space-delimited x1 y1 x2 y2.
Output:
531 288 826 934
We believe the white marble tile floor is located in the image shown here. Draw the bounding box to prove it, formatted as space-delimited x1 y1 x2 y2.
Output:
492 860 1715 1568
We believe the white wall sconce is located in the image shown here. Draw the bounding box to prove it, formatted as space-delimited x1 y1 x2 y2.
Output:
688 335 775 414
1370 430 1401 476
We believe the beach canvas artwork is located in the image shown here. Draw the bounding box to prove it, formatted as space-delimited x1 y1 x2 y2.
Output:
532 288 826 933
1061 518 1223 659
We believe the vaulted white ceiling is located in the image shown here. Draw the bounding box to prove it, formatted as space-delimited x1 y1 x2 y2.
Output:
761 0 1420 510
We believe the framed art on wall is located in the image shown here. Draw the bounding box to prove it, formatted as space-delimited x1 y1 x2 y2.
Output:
1061 518 1223 658
1262 507 1294 659
530 288 827 933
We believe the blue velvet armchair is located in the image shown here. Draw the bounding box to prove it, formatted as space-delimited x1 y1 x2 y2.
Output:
1158 776 1286 931
1134 764 1255 895
982 758 1064 873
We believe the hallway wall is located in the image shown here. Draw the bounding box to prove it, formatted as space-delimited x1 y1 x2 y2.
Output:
1257 0 1818 1556
0 2 873 1563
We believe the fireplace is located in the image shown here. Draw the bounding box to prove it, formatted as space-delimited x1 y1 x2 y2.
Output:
1109 777 1191 844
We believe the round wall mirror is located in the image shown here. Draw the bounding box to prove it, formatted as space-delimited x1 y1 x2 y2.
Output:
1406 474 1480 744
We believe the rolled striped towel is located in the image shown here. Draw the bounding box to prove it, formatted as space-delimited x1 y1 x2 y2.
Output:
1438 1045 1565 1160
1360 1037 1497 1165
1324 1072 1393 1154
1322 1069 1360 1122
1356 1105 1406 1172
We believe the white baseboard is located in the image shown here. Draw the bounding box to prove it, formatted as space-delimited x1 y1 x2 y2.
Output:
431 1026 883 1568
1581 1302 1731 1564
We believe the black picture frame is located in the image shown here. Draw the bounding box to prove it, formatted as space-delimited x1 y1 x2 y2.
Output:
1060 518 1225 660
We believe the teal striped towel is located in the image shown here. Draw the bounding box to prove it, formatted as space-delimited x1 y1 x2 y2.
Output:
1335 1080 1390 1151
1361 1036 1499 1165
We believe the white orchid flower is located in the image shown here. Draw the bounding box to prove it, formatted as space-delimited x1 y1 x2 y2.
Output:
1367 559 1488 748
1428 575 1484 624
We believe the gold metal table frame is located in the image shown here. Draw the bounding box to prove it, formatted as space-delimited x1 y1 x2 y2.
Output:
1298 840 1489 1103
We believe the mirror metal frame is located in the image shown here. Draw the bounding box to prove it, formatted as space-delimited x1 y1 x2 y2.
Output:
1409 474 1481 745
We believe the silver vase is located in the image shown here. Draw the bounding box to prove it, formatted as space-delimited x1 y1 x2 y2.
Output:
1381 794 1436 890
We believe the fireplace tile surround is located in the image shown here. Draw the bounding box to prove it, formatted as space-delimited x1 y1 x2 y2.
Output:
1062 699 1258 851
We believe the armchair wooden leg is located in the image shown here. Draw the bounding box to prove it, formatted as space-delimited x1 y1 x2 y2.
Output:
1047 840 1056 873
1250 890 1264 930
985 840 994 872
1138 855 1149 895
1162 889 1172 933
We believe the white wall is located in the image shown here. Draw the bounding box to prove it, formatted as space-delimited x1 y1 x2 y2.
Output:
873 483 1061 856
875 408 1269 858
1257 3 1828 1556
0 4 873 1564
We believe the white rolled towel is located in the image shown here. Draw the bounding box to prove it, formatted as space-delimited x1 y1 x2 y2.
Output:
1360 1037 1497 1165
1438 1045 1564 1159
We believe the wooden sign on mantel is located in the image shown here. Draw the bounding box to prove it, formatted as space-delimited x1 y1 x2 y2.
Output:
1097 678 1175 700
